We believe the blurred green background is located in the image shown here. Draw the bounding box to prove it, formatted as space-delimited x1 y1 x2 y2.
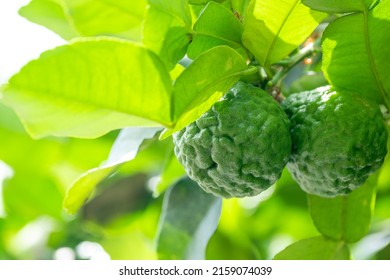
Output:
1 99 389 260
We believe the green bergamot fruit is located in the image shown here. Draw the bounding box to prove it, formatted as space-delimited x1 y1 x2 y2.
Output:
173 81 292 198
282 86 388 197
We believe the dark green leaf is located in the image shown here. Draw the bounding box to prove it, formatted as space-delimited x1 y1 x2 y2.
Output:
63 127 161 214
187 1 246 59
322 0 390 106
143 0 192 69
308 176 377 243
303 0 378 13
274 236 351 260
156 177 222 259
242 0 326 67
2 38 173 138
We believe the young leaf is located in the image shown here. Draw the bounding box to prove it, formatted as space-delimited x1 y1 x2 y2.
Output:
322 0 390 106
308 175 377 244
19 0 78 40
1 38 173 138
63 127 161 214
156 177 222 260
161 46 254 138
187 1 246 59
302 0 377 13
143 0 192 69
19 0 147 41
242 0 326 67
274 236 351 260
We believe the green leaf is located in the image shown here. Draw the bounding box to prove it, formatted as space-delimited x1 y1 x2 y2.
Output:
20 0 147 41
274 236 351 260
189 0 218 4
155 146 186 196
63 0 147 40
231 0 251 18
322 0 390 106
63 127 161 214
161 46 254 138
143 0 192 69
156 177 222 259
19 0 78 40
242 0 326 67
3 175 64 224
308 176 377 243
302 0 378 13
187 1 246 59
1 38 173 138
170 64 186 81
288 72 328 94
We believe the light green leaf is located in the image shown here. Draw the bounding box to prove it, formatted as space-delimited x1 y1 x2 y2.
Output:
231 0 251 18
187 1 246 59
189 0 217 4
63 127 161 214
62 0 147 41
63 166 114 215
161 46 254 138
302 0 378 13
274 236 351 260
19 0 147 41
143 0 192 69
308 176 377 243
242 0 326 66
156 177 222 259
322 0 390 106
3 175 64 225
19 0 78 40
170 64 186 81
1 38 173 138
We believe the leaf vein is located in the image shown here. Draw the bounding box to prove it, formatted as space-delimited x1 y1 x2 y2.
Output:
263 0 300 67
362 4 389 107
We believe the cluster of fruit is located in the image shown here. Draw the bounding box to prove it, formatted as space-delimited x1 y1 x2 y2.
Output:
173 82 388 198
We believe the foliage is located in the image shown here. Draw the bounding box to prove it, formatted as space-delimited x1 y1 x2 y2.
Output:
0 0 389 260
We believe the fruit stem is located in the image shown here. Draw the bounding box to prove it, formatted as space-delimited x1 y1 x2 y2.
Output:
269 37 321 90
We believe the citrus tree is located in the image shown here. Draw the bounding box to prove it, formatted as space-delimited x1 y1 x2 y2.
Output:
0 0 390 260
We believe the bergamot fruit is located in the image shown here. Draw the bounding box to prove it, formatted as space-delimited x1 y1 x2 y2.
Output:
282 86 388 197
173 81 292 198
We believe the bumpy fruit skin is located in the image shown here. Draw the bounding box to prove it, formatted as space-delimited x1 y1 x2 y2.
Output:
173 82 292 198
282 86 388 197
